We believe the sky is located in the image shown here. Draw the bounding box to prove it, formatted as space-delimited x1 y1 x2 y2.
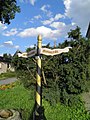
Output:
0 0 90 56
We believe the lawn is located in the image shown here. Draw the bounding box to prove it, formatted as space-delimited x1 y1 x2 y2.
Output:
0 82 90 120
0 71 16 80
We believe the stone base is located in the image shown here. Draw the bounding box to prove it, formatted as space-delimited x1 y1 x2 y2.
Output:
0 110 21 120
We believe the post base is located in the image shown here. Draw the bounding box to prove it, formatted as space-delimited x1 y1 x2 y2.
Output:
33 106 45 120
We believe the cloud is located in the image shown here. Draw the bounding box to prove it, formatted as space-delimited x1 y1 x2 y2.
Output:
3 28 18 36
30 0 36 5
0 22 7 30
42 18 54 25
42 13 64 25
0 53 3 56
24 15 42 26
14 45 19 49
50 22 66 29
4 41 13 46
19 0 90 41
19 0 36 5
17 26 64 40
40 5 52 17
54 14 64 20
64 0 71 16
0 41 19 49
41 5 50 12
34 15 42 20
63 0 90 34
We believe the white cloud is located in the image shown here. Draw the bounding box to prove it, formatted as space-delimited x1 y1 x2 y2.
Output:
18 28 37 37
19 0 36 5
3 28 18 36
0 53 3 56
42 13 64 25
71 22 76 26
50 22 66 29
24 15 42 26
4 41 13 46
0 22 7 30
63 0 90 34
29 45 35 48
0 41 19 49
42 18 54 25
64 0 72 16
40 5 52 17
54 14 64 20
18 26 62 40
34 15 42 20
30 0 36 5
41 5 50 12
14 45 19 49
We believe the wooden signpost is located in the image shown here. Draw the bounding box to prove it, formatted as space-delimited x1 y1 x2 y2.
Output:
18 35 72 120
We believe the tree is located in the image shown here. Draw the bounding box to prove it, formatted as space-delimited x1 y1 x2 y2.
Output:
0 0 20 24
68 26 81 40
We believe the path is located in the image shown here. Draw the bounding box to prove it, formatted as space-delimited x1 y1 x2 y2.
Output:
82 91 90 112
0 78 17 85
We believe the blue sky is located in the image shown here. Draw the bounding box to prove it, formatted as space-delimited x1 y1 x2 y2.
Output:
0 0 90 56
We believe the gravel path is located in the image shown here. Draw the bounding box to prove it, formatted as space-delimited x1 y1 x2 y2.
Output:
0 78 17 85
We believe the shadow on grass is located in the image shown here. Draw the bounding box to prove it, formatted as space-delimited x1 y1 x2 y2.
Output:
29 104 47 120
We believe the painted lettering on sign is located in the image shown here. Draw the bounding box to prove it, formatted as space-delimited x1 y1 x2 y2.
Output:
18 50 36 58
28 50 36 57
40 47 72 56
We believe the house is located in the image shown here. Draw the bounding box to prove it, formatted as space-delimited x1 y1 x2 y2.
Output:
0 56 14 74
86 22 90 38
13 50 22 57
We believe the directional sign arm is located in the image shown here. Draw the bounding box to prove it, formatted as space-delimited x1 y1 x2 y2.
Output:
17 50 36 58
39 47 72 56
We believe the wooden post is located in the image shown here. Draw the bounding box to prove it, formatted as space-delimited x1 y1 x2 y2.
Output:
33 35 44 120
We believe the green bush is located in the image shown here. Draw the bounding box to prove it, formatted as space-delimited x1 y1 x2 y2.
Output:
0 71 16 80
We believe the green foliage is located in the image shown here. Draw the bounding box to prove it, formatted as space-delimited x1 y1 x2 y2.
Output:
0 84 90 120
0 0 20 24
68 26 81 40
12 26 90 106
0 71 16 80
12 55 36 88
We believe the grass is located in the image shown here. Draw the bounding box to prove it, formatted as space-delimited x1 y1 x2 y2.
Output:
0 82 35 119
0 82 90 120
0 71 16 80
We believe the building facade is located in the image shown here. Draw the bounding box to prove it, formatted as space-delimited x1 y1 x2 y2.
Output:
0 56 14 74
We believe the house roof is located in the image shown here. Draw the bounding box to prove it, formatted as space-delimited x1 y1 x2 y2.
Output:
13 50 22 57
86 22 90 38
